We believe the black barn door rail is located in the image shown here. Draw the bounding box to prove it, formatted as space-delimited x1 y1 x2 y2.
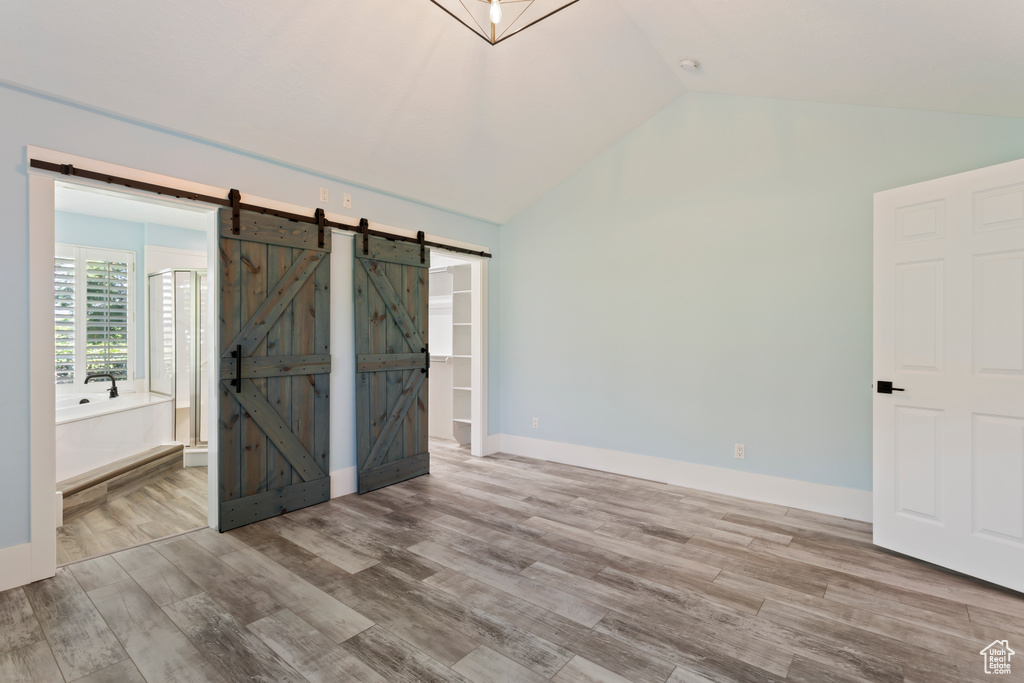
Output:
30 159 492 259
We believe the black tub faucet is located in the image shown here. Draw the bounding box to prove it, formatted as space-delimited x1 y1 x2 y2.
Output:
85 373 119 398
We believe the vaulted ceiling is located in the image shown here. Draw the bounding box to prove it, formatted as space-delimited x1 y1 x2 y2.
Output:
3 1 1023 223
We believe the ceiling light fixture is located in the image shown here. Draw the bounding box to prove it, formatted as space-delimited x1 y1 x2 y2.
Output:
429 0 583 45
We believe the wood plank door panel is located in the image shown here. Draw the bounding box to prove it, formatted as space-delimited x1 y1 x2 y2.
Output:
218 209 331 531
354 235 429 493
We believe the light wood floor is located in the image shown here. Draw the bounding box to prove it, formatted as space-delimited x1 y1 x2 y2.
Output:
56 465 208 565
5 441 1024 682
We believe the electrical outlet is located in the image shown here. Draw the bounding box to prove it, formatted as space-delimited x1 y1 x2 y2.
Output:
319 187 329 203
343 192 352 208
734 444 745 459
532 417 539 429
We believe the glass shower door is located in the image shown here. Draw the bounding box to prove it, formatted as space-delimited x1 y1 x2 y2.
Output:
148 269 207 448
196 272 208 445
148 272 174 397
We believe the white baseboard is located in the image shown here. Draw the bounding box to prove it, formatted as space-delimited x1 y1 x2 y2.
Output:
483 434 501 456
0 543 36 593
498 434 872 522
330 467 357 498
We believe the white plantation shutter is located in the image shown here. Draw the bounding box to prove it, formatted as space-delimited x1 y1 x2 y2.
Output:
55 244 135 388
85 257 131 379
54 248 76 384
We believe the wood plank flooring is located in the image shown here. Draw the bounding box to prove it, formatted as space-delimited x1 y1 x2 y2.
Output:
5 440 1023 681
56 466 208 565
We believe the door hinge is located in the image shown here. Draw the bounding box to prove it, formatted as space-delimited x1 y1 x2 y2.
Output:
315 208 326 250
230 188 241 235
360 218 369 255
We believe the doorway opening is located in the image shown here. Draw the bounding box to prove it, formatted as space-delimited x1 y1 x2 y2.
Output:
427 250 486 455
52 181 216 565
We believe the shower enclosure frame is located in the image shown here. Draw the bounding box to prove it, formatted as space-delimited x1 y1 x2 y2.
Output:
148 268 208 449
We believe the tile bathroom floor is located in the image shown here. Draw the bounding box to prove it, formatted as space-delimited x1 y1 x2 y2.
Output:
56 465 208 565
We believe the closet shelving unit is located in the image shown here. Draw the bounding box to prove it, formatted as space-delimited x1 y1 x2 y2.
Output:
450 263 472 446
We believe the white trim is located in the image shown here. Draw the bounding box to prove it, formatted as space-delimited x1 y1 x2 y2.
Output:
28 172 57 583
142 245 207 270
484 433 502 456
204 210 220 528
498 434 873 522
428 249 489 457
330 467 357 498
0 544 36 593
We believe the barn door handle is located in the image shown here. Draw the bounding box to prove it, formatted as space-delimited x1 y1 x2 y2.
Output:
422 346 429 377
877 381 904 394
230 345 242 393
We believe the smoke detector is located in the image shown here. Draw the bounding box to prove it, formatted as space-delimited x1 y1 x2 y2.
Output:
680 59 700 71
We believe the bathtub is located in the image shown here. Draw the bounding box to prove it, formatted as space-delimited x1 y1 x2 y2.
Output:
56 392 175 482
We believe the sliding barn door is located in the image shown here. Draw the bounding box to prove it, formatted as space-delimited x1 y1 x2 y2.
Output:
354 235 429 493
218 208 332 531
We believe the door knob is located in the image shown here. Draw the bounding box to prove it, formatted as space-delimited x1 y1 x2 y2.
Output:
877 381 904 394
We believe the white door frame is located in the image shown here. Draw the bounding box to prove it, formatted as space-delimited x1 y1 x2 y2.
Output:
428 248 490 457
23 145 492 587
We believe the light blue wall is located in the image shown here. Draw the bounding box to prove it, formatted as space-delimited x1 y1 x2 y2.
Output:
0 82 499 550
499 92 1024 492
146 223 207 253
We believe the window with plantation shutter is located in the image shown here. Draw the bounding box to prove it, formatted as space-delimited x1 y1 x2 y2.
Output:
55 244 135 390
54 252 76 384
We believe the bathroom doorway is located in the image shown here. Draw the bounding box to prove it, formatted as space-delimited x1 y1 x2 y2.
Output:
52 181 216 565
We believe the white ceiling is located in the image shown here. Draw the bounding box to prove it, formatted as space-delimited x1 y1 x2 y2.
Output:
4 1 1023 224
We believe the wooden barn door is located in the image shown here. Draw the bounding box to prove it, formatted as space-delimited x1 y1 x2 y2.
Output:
354 234 429 493
218 207 332 531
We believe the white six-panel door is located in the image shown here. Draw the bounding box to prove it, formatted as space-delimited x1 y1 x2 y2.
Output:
874 158 1024 593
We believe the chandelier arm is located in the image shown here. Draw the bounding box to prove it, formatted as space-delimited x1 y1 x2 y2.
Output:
427 0 494 44
492 0 583 45
456 0 490 37
495 0 535 40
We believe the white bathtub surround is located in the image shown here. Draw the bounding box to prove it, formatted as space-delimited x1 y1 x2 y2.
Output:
56 391 170 425
55 392 174 482
183 447 208 468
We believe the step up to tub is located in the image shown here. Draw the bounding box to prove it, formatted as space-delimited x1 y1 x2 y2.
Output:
58 443 185 524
